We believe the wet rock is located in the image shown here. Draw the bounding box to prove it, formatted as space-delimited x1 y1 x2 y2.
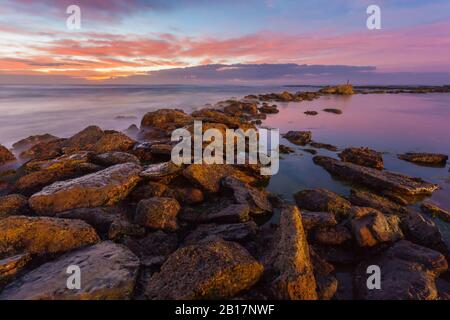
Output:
314 225 352 246
354 240 448 300
319 84 354 95
108 217 146 240
348 189 407 216
0 145 15 166
314 156 439 196
0 194 28 217
294 188 351 219
89 151 140 166
222 176 272 215
0 241 140 300
12 134 59 153
301 211 337 231
131 142 154 163
283 131 312 146
29 163 142 216
279 144 295 154
0 216 99 256
398 152 448 166
145 239 263 300
128 181 168 203
350 207 403 247
19 138 65 161
263 205 318 300
141 109 193 130
258 104 279 114
183 221 258 245
140 161 182 180
304 111 318 116
135 197 181 231
421 201 450 223
92 132 135 154
14 153 101 195
310 141 338 152
323 108 343 115
56 207 120 236
0 253 31 287
183 164 255 193
339 147 384 170
63 125 105 153
401 210 447 254
191 108 242 128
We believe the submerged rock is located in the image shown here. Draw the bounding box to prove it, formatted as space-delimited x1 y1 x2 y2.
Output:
314 156 439 196
0 194 28 217
294 188 351 219
323 108 343 115
0 216 99 256
28 163 142 215
145 239 263 300
354 240 448 300
279 144 295 154
339 147 384 170
0 145 15 166
398 153 448 166
309 141 338 152
283 131 312 146
0 241 140 300
421 201 450 223
304 111 318 116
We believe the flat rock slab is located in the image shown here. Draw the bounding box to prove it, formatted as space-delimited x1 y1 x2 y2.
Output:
339 147 384 170
314 156 439 196
0 216 99 256
28 163 142 215
398 153 448 166
0 241 140 300
421 201 450 223
145 239 263 300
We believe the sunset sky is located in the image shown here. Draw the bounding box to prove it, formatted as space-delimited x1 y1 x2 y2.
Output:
1 0 449 84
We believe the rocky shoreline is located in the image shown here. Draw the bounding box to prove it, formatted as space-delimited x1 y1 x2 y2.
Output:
0 84 449 300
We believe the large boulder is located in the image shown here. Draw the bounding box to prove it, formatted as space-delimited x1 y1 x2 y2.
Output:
339 147 384 170
19 138 66 161
0 216 99 256
141 109 193 130
12 134 59 153
28 163 142 215
92 132 135 154
350 207 403 247
0 241 140 300
294 188 351 218
62 126 105 153
0 194 28 217
145 239 263 300
354 240 448 300
263 205 318 300
314 156 439 197
135 197 181 231
0 145 15 166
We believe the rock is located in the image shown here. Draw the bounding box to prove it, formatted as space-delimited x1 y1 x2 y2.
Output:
135 197 181 231
258 104 279 114
145 239 263 300
183 222 258 245
63 125 105 153
323 108 343 114
293 188 351 219
141 109 193 130
165 186 204 205
339 147 384 170
314 156 439 196
222 176 272 215
192 108 244 128
350 207 403 247
56 207 120 236
320 84 354 95
150 144 173 156
302 148 317 155
283 131 312 146
354 240 448 300
128 181 168 203
199 204 250 224
279 144 295 154
348 189 407 216
304 111 318 116
263 205 318 300
140 161 182 180
301 211 337 231
309 141 338 152
421 201 450 223
90 151 140 166
398 153 448 166
278 91 294 101
0 241 140 300
0 194 28 217
124 124 139 138
19 138 65 161
0 253 31 287
314 225 352 246
122 231 178 260
12 134 59 153
108 217 146 240
310 249 338 300
0 216 99 256
92 132 135 154
0 145 15 166
183 164 254 193
28 163 142 215
401 210 447 254
14 153 101 195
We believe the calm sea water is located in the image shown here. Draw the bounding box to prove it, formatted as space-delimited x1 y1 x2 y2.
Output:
1 84 449 242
